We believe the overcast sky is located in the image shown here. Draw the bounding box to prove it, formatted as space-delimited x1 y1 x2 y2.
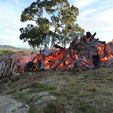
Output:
0 0 113 48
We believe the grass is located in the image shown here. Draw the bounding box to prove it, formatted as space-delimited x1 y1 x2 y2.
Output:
15 92 37 113
0 67 113 113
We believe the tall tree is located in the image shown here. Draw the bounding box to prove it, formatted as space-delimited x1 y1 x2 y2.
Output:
20 0 84 48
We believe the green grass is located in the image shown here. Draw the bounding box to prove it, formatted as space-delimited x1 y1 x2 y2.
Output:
1 67 113 113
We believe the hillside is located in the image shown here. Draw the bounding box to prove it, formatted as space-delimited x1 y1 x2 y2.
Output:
0 45 21 50
0 67 113 113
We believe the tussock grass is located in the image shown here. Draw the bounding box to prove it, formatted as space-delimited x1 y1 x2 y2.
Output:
0 67 113 113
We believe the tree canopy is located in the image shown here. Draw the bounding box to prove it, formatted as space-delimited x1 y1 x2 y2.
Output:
20 0 84 48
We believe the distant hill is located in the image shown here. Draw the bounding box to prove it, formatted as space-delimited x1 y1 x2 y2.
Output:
0 45 36 52
0 45 23 50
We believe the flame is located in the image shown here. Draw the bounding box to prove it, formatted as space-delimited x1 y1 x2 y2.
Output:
96 42 113 64
16 41 113 72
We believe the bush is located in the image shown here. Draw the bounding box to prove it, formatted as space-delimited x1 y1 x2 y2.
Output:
0 50 15 56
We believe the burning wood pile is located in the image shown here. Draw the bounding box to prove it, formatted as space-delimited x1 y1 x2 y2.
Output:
15 32 113 72
0 32 113 80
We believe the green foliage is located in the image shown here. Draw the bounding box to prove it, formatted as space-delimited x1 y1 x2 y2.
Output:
20 0 84 48
0 50 15 56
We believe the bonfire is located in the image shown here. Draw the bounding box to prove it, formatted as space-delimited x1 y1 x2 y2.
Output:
0 33 113 81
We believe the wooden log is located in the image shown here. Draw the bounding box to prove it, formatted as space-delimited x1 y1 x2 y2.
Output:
0 58 18 81
54 44 66 51
53 37 79 70
0 60 5 78
2 59 11 78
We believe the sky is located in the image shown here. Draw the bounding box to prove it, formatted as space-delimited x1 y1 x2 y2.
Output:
0 0 113 48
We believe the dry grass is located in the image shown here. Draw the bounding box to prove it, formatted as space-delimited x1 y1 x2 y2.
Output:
0 67 113 113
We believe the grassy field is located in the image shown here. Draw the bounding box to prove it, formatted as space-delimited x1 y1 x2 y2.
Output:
0 67 113 113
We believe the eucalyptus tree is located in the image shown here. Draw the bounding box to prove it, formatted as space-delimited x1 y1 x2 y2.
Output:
20 0 84 48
